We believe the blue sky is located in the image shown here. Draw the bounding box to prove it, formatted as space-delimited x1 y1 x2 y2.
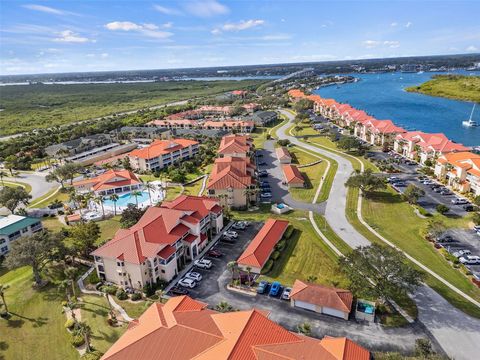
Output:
1 0 479 75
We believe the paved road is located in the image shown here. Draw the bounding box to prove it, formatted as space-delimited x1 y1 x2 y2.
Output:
277 110 370 248
277 110 480 359
4 172 57 200
259 140 326 213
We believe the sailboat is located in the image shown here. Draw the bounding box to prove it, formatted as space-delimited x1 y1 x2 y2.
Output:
462 103 478 127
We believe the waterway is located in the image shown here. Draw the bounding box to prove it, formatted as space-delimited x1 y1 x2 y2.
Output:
314 71 480 146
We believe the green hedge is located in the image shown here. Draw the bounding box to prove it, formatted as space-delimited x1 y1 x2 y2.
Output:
70 334 85 347
100 285 117 295
81 351 103 360
283 225 295 240
271 251 281 260
64 319 75 329
275 240 286 251
116 288 128 300
131 292 142 301
261 260 274 274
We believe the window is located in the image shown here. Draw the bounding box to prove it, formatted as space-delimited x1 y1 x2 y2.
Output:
21 227 29 233
0 239 5 245
117 261 124 266
161 269 165 274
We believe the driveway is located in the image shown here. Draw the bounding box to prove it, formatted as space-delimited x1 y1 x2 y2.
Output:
258 140 326 213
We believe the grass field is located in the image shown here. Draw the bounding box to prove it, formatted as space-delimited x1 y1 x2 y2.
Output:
406 75 480 102
1 180 33 194
29 187 67 209
0 80 264 135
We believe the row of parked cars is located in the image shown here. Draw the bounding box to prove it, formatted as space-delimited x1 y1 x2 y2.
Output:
436 234 480 265
256 280 291 300
256 151 273 200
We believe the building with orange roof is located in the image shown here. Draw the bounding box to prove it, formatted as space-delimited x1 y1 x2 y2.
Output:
218 134 253 158
435 152 480 196
101 295 370 360
354 118 406 147
72 169 142 196
203 120 254 132
147 119 198 129
394 131 470 164
290 280 353 320
91 196 223 288
276 146 292 164
128 138 199 172
282 164 305 188
237 219 289 273
287 89 308 102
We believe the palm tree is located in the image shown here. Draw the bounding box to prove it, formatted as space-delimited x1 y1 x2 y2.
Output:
109 194 119 215
131 190 142 207
145 182 155 205
65 300 78 324
0 171 7 187
75 194 86 216
64 267 77 300
215 301 233 313
297 322 312 336
76 321 92 353
57 279 71 302
155 289 165 303
94 194 106 219
227 261 238 285
245 266 252 289
0 284 9 314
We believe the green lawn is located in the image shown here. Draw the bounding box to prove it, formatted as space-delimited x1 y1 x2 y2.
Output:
1 180 33 194
29 187 68 209
164 186 183 201
97 216 122 244
114 299 152 319
183 177 205 197
41 216 66 232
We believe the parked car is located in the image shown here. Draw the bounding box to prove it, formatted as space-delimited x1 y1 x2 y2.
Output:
194 258 212 269
224 230 238 238
241 221 251 227
257 280 270 294
388 176 399 183
463 204 475 212
473 225 480 232
207 249 223 258
178 278 196 288
394 181 407 187
260 181 269 186
269 281 281 297
168 286 189 295
258 172 268 178
452 250 471 258
221 235 236 244
452 198 469 205
233 222 246 230
433 187 443 193
257 161 267 166
185 272 202 282
437 235 455 243
281 287 292 300
440 190 452 196
459 255 480 265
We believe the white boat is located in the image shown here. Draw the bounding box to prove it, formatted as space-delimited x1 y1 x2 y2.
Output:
462 104 478 127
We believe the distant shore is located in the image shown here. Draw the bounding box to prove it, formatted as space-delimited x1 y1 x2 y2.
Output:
405 74 480 103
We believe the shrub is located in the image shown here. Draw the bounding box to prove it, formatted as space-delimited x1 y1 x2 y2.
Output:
283 225 295 239
116 288 128 300
100 285 117 295
131 292 142 301
81 351 103 360
275 240 286 251
70 334 85 347
64 319 75 329
87 271 100 285
436 204 449 215
261 259 274 274
417 206 432 217
271 251 281 260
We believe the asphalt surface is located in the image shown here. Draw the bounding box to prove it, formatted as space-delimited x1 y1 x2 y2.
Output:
5 172 57 200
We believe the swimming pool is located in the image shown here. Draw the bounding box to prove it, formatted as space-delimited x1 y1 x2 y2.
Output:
103 191 151 207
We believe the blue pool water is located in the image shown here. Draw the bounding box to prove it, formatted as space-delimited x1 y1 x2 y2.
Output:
103 191 150 207
314 71 480 146
277 203 286 209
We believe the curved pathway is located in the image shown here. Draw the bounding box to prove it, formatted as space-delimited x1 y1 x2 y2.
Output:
277 109 480 360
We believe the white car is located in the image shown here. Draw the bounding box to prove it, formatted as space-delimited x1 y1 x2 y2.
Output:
224 230 238 238
233 222 246 230
452 250 471 258
185 272 202 282
459 255 480 265
194 258 212 269
281 287 292 300
451 198 469 205
178 278 196 288
472 225 480 232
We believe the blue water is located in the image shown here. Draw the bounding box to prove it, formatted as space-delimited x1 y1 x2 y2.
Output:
103 191 150 207
314 71 480 146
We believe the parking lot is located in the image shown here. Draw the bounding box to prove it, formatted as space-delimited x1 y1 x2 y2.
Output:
437 228 480 275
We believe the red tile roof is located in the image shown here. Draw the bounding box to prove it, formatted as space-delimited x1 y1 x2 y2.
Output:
290 280 353 313
218 134 252 155
276 147 291 160
128 138 198 160
237 219 289 268
162 194 223 218
101 295 370 360
282 164 305 184
395 131 469 153
72 169 140 192
148 119 197 127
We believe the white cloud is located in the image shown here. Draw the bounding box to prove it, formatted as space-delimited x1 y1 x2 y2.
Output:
53 30 90 43
291 54 337 61
391 22 398 27
104 21 173 39
383 40 400 48
22 4 79 16
162 22 173 29
153 4 182 15
261 34 292 41
405 22 412 28
184 0 229 17
363 40 400 49
212 19 264 34
466 45 478 52
101 53 109 59
363 40 381 48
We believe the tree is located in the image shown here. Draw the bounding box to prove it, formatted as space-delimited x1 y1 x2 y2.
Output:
337 136 362 152
64 267 78 299
0 186 32 214
0 284 9 314
402 184 425 204
75 321 92 353
46 163 81 188
227 261 238 285
4 155 17 175
93 194 106 219
0 171 8 186
424 219 446 241
293 98 313 112
436 204 449 215
297 322 312 336
120 204 146 228
306 275 318 283
5 231 65 286
215 301 233 313
46 171 64 188
339 244 425 302
345 169 386 197
472 212 480 226
131 190 142 207
415 338 434 358
145 182 155 205
109 194 119 216
67 222 100 257
473 195 480 207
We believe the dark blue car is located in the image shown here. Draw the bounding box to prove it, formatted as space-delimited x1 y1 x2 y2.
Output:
269 281 281 297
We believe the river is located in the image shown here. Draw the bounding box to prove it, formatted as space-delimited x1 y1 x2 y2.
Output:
314 71 480 146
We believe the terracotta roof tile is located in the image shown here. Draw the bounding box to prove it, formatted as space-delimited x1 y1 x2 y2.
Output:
128 138 198 160
290 280 353 313
282 164 305 184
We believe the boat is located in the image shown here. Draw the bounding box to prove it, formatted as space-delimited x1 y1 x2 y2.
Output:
462 103 478 127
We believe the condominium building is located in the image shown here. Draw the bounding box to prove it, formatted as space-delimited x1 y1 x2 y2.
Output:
434 152 480 196
0 215 43 255
91 195 223 288
72 169 142 196
128 138 199 172
217 134 253 158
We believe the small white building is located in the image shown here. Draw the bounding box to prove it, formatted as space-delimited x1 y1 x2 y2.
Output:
0 215 43 255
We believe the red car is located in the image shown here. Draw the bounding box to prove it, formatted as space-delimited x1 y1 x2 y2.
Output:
207 249 223 258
